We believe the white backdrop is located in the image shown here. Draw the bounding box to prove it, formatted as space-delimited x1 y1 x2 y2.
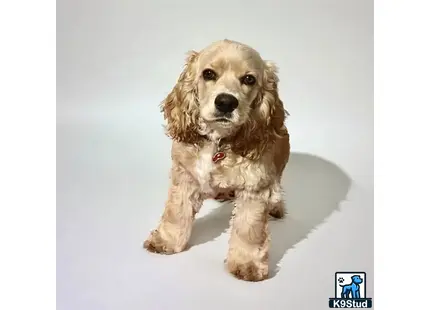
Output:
57 1 373 309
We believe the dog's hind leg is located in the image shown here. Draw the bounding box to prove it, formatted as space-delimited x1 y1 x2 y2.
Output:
341 287 350 299
268 200 285 219
267 178 286 219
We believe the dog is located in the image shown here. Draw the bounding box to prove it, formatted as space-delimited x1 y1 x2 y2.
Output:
144 39 290 282
341 275 363 298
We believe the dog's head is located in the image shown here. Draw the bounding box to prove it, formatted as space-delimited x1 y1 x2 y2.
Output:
161 39 288 159
351 275 363 285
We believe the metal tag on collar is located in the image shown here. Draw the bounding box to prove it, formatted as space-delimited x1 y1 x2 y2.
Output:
212 138 226 163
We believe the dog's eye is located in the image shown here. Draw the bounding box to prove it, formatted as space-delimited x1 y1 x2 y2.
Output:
241 74 256 86
202 69 217 81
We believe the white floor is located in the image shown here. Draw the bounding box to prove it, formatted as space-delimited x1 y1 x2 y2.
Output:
57 1 373 309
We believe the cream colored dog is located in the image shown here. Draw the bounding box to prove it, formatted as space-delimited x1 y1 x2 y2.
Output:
144 39 290 281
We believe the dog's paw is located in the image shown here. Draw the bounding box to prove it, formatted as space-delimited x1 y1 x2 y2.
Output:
269 205 285 219
226 261 268 282
143 230 177 255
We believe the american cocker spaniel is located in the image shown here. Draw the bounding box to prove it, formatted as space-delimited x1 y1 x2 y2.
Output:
144 39 290 282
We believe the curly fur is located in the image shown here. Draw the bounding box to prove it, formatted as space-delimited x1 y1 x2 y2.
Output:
161 51 201 144
229 62 288 160
145 39 291 282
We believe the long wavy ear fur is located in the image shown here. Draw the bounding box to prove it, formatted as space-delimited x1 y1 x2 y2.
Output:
230 61 289 160
160 51 201 144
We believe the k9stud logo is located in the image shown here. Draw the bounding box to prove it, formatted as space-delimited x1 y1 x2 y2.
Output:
329 272 372 308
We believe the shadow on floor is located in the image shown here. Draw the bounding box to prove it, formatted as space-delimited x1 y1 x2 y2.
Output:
189 152 351 278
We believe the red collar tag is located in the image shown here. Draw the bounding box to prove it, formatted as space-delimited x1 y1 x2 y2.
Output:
212 151 226 163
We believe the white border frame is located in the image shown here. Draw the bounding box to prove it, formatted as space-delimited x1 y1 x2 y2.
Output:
375 0 430 309
0 1 56 310
1 0 430 309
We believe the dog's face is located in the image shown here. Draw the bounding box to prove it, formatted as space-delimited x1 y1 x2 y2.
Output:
195 41 265 134
161 39 287 159
351 275 363 284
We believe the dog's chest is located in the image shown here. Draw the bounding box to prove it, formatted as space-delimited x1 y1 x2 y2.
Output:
194 143 226 194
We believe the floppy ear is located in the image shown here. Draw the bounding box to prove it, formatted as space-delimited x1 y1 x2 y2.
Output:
230 61 289 160
160 51 201 144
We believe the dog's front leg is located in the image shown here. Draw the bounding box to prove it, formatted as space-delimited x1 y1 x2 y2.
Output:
226 191 270 281
353 288 360 299
144 165 202 254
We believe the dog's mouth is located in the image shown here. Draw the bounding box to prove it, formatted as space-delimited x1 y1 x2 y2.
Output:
204 116 232 123
213 112 233 123
215 118 231 123
203 113 236 127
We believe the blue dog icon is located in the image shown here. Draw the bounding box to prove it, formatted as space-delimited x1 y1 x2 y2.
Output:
340 275 363 298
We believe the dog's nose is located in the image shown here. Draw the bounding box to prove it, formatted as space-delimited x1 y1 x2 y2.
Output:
215 93 239 113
